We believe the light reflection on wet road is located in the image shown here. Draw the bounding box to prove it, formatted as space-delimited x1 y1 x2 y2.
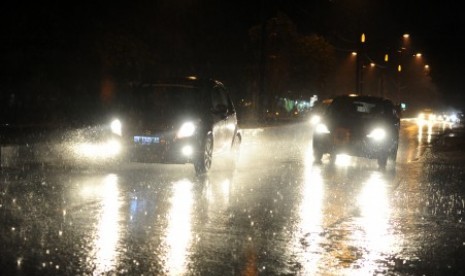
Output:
1 119 465 275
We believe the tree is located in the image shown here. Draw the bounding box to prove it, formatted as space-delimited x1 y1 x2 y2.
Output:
247 12 336 115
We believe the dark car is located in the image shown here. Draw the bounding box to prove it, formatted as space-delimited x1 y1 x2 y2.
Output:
112 77 242 175
312 94 400 168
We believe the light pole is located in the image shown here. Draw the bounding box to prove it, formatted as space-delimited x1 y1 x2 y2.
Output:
356 33 366 95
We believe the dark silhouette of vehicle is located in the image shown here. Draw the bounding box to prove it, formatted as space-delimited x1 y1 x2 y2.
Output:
113 77 242 175
312 94 400 168
0 77 241 175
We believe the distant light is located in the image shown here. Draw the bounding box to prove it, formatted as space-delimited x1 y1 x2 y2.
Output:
403 34 410 39
182 145 193 156
398 65 402 72
315 123 330 134
187 76 197 80
361 33 366 43
310 115 321 125
415 53 422 57
370 63 376 67
74 140 121 159
177 122 196 138
424 64 430 69
384 54 389 62
351 52 357 56
335 154 351 166
367 128 386 141
110 119 122 136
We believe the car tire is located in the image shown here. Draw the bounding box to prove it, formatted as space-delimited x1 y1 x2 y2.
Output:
229 134 241 170
313 147 323 163
389 143 399 162
377 154 388 168
194 134 213 175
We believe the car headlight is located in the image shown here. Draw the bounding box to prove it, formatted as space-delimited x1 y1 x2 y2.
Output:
177 122 196 138
310 115 321 125
367 128 386 141
110 119 122 136
74 139 121 159
315 123 330 134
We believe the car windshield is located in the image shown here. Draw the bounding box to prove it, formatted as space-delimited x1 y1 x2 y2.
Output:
328 98 387 118
116 84 207 116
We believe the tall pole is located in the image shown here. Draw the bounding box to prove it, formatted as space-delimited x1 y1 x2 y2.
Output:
356 50 360 93
258 0 267 122
356 33 366 95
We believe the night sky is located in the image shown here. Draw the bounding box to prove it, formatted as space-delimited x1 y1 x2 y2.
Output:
1 0 464 110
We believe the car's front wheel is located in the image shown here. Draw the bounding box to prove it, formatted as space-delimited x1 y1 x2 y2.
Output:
390 142 399 162
194 134 213 175
313 146 324 163
377 153 388 168
229 134 241 169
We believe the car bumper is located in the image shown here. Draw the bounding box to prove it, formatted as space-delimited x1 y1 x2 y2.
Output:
125 136 202 164
313 133 397 159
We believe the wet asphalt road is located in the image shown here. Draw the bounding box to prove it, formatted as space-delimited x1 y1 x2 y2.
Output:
1 120 465 275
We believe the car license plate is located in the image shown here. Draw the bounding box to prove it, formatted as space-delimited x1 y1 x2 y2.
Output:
334 128 350 145
134 136 160 145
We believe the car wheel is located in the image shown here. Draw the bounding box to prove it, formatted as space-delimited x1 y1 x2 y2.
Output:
389 143 399 162
377 154 388 168
229 134 241 169
194 135 213 175
389 149 398 163
313 147 323 163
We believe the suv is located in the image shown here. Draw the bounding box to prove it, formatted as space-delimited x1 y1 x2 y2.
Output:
112 77 242 175
312 94 400 168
